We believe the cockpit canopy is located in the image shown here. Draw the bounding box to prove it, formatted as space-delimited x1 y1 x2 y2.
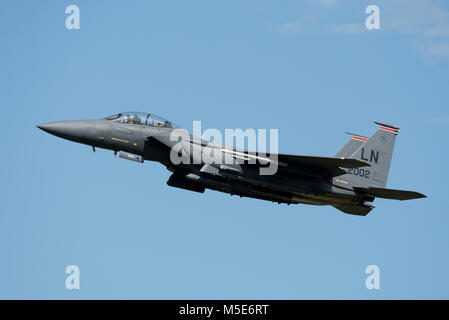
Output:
104 112 179 128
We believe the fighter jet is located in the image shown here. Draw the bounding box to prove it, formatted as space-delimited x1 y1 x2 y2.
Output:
37 112 426 215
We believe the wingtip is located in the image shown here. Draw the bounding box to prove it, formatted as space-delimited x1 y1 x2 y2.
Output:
417 193 427 199
354 158 371 167
340 157 371 167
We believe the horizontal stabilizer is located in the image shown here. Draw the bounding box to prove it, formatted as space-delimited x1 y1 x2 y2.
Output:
354 187 426 200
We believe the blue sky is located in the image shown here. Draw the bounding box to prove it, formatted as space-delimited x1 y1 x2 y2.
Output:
1 0 448 299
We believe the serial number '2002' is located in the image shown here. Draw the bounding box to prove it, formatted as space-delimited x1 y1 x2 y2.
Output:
347 168 370 179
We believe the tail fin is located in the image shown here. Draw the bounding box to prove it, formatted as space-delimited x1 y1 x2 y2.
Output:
334 132 369 158
342 122 399 188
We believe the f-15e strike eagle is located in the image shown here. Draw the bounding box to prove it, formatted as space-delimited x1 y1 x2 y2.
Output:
37 112 426 215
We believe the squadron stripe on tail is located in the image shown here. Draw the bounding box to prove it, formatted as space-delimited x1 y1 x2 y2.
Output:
375 121 400 135
379 126 399 134
345 132 369 142
352 135 369 142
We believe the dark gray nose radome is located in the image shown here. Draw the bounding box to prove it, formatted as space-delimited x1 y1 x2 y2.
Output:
37 121 87 143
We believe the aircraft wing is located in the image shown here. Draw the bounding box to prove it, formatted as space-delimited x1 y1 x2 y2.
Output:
220 148 370 178
147 135 370 179
275 154 370 178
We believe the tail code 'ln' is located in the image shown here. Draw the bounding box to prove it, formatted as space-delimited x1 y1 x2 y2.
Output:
343 122 399 188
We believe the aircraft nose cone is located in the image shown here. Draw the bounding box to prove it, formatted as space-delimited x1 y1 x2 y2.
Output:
37 122 56 133
37 121 87 142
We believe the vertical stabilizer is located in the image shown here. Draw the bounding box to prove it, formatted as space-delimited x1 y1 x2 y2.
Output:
341 122 399 188
334 133 369 158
